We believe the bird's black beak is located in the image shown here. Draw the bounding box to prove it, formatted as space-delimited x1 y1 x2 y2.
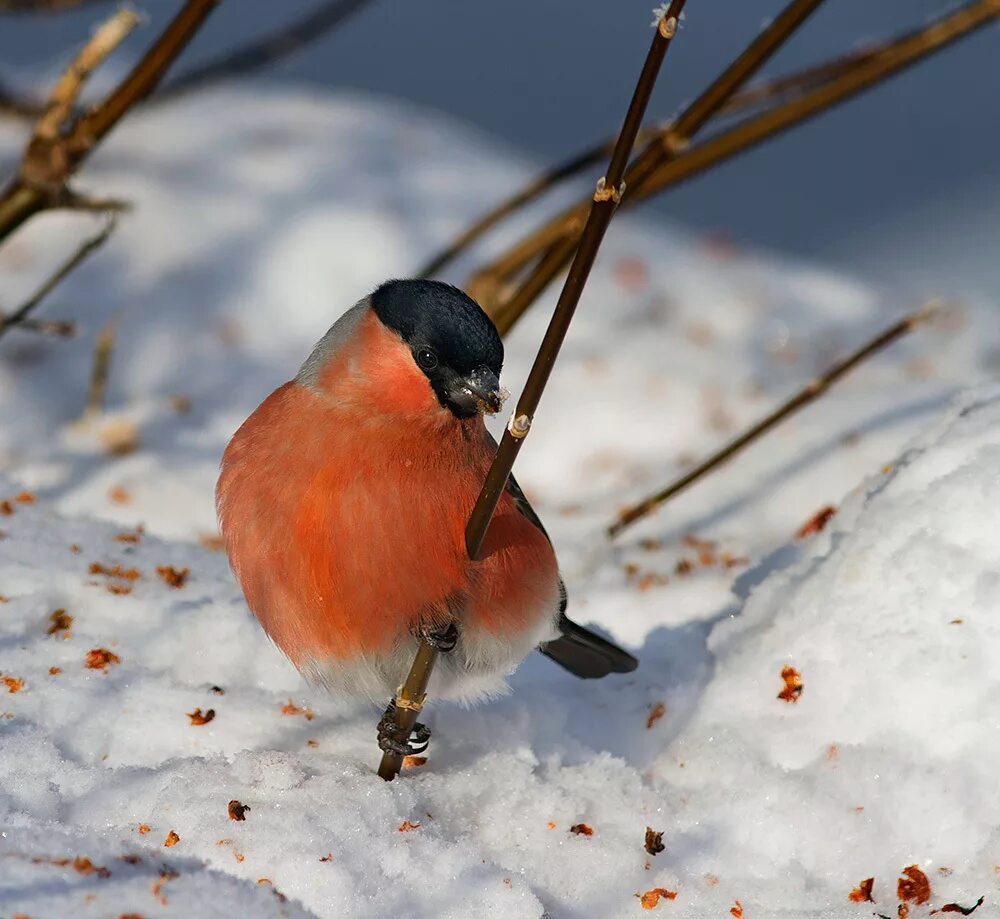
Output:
447 366 506 416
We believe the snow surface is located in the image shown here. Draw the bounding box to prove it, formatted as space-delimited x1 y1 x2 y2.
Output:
1 87 999 918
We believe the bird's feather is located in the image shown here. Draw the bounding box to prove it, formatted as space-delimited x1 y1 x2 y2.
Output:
485 432 638 678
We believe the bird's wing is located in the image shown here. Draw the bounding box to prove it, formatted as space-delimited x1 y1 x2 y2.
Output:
482 429 552 543
483 429 637 676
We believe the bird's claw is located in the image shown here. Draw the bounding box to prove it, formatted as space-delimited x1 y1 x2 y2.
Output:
377 699 431 757
419 622 459 653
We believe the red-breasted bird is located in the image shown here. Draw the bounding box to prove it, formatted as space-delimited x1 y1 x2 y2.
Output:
217 279 636 754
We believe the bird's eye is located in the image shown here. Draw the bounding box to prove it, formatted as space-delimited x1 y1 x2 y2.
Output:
416 348 439 370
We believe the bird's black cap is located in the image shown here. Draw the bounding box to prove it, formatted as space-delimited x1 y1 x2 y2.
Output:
370 279 503 377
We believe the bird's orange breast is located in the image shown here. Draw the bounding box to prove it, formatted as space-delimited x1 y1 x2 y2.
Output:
217 379 558 666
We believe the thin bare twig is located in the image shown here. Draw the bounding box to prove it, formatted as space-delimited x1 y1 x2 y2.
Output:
0 0 220 244
471 0 999 335
471 0 829 328
418 41 886 281
607 301 942 539
416 130 636 280
2 0 375 121
714 43 879 116
58 190 131 212
13 316 77 336
0 6 133 120
158 0 375 101
82 319 114 418
377 1 691 783
0 213 116 341
637 1 1000 200
32 7 141 143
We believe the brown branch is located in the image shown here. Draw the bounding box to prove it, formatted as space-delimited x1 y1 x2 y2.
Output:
13 317 77 336
32 7 141 143
0 213 115 341
57 190 131 213
2 0 375 122
377 0 691 783
418 39 865 282
638 1 1000 201
471 0 1000 335
82 319 115 418
0 0 220 244
473 0 829 326
416 130 636 280
607 301 942 539
157 0 375 101
1 8 138 130
714 44 879 117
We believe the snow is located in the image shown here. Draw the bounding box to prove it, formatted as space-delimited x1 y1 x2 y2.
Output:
1 86 999 918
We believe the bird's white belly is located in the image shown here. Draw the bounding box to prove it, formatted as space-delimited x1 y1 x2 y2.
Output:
299 609 560 705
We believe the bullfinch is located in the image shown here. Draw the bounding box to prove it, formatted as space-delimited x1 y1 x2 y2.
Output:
217 279 636 754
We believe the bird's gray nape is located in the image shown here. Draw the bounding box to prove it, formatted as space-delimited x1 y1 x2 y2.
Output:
296 298 370 390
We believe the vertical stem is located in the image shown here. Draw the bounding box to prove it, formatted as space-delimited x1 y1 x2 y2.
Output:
83 321 115 419
465 4 688 556
485 0 999 336
487 0 829 332
377 0 690 781
375 643 437 781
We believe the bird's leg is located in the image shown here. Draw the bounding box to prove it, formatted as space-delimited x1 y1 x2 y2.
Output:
418 621 459 653
377 622 453 760
376 698 431 757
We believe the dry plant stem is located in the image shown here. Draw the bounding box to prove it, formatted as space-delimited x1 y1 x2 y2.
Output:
714 45 878 116
481 0 828 324
377 0 690 782
485 0 1000 333
83 320 115 418
15 317 76 336
639 0 1000 199
0 214 116 341
158 0 375 101
32 8 141 143
416 131 639 279
374 642 437 781
0 0 220 243
607 302 942 539
676 0 829 138
3 0 374 120
424 40 877 282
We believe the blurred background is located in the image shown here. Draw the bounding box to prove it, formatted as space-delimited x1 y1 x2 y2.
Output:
2 0 998 298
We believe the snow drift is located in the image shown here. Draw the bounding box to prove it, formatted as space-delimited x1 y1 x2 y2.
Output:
1 87 998 918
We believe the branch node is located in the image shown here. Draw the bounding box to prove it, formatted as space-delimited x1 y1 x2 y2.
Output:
593 176 625 204
659 130 689 154
508 413 532 438
394 694 426 713
32 6 142 144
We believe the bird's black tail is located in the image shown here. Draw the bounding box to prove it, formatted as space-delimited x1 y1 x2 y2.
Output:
539 614 638 679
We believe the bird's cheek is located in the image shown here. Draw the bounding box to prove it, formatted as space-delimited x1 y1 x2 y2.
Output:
369 378 442 418
345 317 445 419
364 355 442 419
